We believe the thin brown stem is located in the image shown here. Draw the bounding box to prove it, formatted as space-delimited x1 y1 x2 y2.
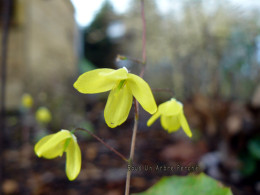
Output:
116 54 144 65
125 99 139 195
75 128 128 162
125 1 146 194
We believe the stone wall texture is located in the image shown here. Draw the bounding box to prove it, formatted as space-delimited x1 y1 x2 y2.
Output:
0 0 77 109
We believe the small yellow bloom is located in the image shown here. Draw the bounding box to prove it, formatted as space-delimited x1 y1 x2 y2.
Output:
36 107 52 124
21 93 33 108
147 98 192 137
34 130 81 181
74 67 157 128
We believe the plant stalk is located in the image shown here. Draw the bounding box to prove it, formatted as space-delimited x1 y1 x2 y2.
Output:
75 127 127 162
125 1 146 194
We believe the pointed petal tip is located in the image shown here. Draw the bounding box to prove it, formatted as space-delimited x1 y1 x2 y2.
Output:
73 81 85 94
186 131 192 138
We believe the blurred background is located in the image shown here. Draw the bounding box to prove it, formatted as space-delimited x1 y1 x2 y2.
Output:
0 0 260 194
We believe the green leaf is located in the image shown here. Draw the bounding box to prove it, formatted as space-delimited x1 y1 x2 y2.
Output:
248 137 260 160
240 155 256 176
133 173 233 195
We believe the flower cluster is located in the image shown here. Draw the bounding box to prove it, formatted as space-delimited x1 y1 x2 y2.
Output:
34 67 192 181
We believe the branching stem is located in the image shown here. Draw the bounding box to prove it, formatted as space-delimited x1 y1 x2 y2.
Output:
75 128 128 162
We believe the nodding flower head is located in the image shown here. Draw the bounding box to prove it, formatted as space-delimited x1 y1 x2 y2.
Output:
34 130 81 181
147 98 192 137
74 68 157 128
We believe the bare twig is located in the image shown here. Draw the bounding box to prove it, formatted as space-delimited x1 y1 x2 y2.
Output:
116 54 144 65
75 128 128 162
125 1 146 194
125 99 139 195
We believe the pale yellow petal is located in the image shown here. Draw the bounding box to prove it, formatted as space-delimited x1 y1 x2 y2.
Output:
159 99 182 116
73 68 128 94
160 115 169 130
127 73 157 114
104 84 133 128
166 116 181 133
179 113 192 137
147 111 161 127
160 115 180 132
35 130 71 159
34 134 54 157
65 138 81 181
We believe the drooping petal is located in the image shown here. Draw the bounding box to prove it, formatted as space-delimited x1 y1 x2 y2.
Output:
147 111 161 127
127 73 157 114
65 137 81 181
35 134 54 156
159 99 182 116
35 130 72 159
73 68 128 94
104 84 133 128
160 115 181 132
166 116 181 132
179 113 192 137
160 115 169 130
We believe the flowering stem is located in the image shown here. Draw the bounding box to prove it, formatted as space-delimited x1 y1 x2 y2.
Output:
125 99 139 195
75 128 128 162
125 1 146 194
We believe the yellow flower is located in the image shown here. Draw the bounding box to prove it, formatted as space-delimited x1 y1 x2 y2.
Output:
21 93 33 108
34 130 81 181
74 67 157 128
147 98 192 137
36 107 52 124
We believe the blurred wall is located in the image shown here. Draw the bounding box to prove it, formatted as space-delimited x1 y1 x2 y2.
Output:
0 0 77 109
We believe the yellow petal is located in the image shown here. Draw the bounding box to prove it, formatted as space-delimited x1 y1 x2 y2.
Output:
167 116 181 132
127 73 157 114
179 113 192 137
35 130 72 159
147 111 161 127
160 115 181 132
104 83 133 128
73 68 128 94
160 115 169 130
34 134 54 157
21 93 33 108
65 137 81 181
159 99 182 116
35 107 52 124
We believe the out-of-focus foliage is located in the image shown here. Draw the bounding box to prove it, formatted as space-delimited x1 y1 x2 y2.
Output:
134 173 233 195
83 1 120 69
248 137 260 160
121 0 260 100
239 136 260 176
